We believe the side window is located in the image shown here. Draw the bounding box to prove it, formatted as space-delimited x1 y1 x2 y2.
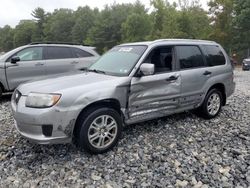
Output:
203 45 226 66
71 47 93 58
13 47 43 61
176 46 205 69
46 47 73 59
144 46 173 73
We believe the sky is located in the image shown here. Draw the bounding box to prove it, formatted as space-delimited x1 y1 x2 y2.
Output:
0 0 209 28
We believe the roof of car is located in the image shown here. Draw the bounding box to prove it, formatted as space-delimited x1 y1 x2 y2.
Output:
120 39 217 46
28 42 92 48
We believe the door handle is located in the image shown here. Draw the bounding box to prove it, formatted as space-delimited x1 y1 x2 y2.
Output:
166 75 178 82
71 61 79 64
35 62 44 66
203 71 212 76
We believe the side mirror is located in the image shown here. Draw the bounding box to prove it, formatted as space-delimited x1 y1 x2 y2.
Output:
140 63 155 76
11 56 20 64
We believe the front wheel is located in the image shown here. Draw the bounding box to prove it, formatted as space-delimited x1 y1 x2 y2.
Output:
75 107 122 154
0 87 2 100
196 89 223 119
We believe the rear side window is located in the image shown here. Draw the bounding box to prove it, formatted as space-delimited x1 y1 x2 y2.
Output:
71 47 93 58
176 46 205 69
46 47 73 59
203 45 226 66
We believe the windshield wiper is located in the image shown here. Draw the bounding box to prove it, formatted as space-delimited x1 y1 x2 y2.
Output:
87 69 106 74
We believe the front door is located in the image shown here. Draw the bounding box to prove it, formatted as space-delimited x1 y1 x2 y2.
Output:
6 46 46 90
128 46 181 122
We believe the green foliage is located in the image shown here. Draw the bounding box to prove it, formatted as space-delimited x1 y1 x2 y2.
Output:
0 25 14 51
0 0 248 59
121 13 152 42
13 20 37 47
31 7 47 41
207 0 234 52
233 0 250 50
44 9 75 42
71 6 97 44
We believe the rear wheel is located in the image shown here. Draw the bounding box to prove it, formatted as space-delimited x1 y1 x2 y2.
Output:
75 107 122 154
196 89 223 119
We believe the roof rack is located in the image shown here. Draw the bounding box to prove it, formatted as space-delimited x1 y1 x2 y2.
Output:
29 41 89 46
153 39 215 43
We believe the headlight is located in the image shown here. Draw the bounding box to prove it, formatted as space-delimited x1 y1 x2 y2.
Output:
12 90 22 104
25 93 61 108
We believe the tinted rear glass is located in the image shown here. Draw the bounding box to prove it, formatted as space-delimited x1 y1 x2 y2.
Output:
72 47 93 58
46 47 73 59
203 45 226 66
176 46 205 69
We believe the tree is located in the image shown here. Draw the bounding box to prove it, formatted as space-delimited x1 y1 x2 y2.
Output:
31 7 47 41
233 0 250 51
150 0 168 38
14 20 36 47
208 0 234 52
176 3 211 39
71 6 98 44
85 3 143 52
121 13 152 42
0 25 14 51
44 9 75 42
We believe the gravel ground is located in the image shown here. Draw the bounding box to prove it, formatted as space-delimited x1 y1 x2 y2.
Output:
0 70 249 188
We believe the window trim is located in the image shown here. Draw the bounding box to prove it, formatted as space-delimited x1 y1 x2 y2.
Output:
7 46 45 62
44 46 74 60
175 45 208 71
71 47 94 58
201 45 226 67
134 45 177 77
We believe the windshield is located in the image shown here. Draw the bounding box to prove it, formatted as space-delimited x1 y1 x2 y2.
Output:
89 45 147 76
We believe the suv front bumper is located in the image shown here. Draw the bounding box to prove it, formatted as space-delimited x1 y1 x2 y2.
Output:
11 95 75 144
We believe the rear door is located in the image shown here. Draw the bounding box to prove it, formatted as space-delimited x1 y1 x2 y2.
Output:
70 47 98 69
44 46 76 75
5 46 46 90
176 45 210 108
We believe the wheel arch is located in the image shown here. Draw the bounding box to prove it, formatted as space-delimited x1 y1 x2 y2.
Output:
207 83 226 106
73 98 122 137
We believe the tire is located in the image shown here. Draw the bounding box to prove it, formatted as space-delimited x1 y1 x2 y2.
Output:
75 107 122 154
196 89 223 119
0 87 2 100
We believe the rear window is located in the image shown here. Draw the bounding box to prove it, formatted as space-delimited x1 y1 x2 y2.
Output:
176 46 205 69
71 47 93 58
46 47 73 59
203 45 226 66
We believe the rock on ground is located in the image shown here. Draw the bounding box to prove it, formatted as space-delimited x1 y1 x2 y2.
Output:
0 69 249 187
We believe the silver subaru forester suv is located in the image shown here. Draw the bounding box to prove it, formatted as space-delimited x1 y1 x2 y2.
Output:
11 39 235 154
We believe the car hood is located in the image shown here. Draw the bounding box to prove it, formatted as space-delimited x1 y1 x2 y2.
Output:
18 72 127 95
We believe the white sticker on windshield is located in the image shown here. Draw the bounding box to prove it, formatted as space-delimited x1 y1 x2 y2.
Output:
119 47 133 52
